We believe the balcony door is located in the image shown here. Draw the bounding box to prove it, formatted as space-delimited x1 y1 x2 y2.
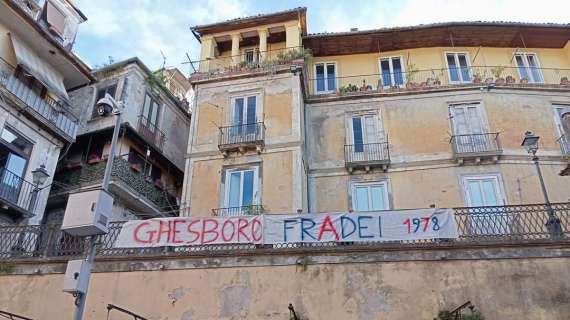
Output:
141 93 160 133
230 95 257 141
348 113 383 159
224 167 259 213
379 57 405 88
450 104 488 152
0 127 32 205
462 175 509 235
552 105 570 154
514 53 543 83
445 53 471 83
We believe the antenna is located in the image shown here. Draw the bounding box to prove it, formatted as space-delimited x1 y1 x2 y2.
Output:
182 52 197 75
160 50 167 71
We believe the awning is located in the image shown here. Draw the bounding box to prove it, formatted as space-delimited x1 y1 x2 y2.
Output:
9 33 69 100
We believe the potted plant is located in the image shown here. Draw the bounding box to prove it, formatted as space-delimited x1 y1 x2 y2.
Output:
87 154 101 165
491 66 505 84
154 179 164 190
472 73 482 84
560 76 569 86
131 163 142 173
505 75 515 84
405 64 419 89
520 77 529 84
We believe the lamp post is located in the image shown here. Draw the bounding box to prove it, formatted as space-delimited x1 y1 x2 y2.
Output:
29 164 49 212
521 131 564 238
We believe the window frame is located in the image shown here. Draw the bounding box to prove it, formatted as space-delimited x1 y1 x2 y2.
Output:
460 174 506 207
229 93 260 126
378 56 406 88
350 180 390 212
92 83 118 118
513 52 544 83
449 103 489 136
346 111 384 146
444 52 472 84
314 61 338 94
223 166 260 209
141 92 161 131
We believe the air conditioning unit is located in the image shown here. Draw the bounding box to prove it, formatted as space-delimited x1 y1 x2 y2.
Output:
61 189 113 236
63 259 91 294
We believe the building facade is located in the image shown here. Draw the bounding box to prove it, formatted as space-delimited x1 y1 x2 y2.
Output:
0 0 93 225
46 58 191 223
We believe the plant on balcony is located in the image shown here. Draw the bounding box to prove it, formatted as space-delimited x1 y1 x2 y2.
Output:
520 77 529 84
275 48 313 64
359 79 373 91
131 163 142 173
491 66 505 84
405 64 419 89
338 84 359 95
560 76 569 86
87 154 101 165
154 178 164 190
505 75 516 84
242 203 264 215
435 309 484 320
473 73 483 84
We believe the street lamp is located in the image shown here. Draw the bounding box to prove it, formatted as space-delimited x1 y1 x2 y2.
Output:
521 131 564 238
31 164 49 186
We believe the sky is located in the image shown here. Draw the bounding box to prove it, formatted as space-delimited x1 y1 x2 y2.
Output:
73 0 570 75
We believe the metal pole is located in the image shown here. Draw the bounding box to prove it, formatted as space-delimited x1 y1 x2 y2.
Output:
73 109 122 320
532 155 564 239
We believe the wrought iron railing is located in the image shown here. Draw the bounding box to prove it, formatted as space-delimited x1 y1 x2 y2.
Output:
450 133 501 155
0 167 39 216
212 205 264 217
557 134 570 156
0 58 78 140
218 122 265 149
0 309 34 320
1 203 569 260
345 142 390 165
308 66 570 97
137 115 165 151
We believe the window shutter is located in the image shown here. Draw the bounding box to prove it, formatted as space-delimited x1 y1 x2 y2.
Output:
46 1 66 36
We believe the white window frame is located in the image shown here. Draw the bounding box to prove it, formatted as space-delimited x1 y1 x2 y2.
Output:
314 62 337 94
552 104 570 154
378 56 406 88
351 181 390 212
444 52 472 84
223 166 260 208
513 52 543 83
346 111 384 145
229 93 261 126
449 103 489 136
461 174 506 207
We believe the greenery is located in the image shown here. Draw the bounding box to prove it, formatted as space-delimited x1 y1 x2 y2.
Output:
435 309 485 320
0 263 14 274
338 83 359 94
406 63 419 83
491 66 505 79
274 47 313 63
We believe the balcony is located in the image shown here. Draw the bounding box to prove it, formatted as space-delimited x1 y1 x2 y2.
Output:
345 142 390 172
53 155 178 215
1 202 569 259
307 66 570 99
0 59 78 142
212 205 264 217
450 133 502 164
0 167 38 219
218 122 265 156
137 115 166 151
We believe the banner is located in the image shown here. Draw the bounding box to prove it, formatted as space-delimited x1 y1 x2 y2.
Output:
114 209 458 248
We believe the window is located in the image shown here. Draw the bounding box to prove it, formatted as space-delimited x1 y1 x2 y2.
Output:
41 1 66 38
349 113 381 152
224 167 259 208
514 53 543 83
92 84 117 118
141 93 161 131
379 57 405 88
450 104 490 150
14 67 46 98
462 174 509 235
445 53 471 83
0 127 33 203
314 62 336 93
244 49 257 64
553 105 570 154
352 181 389 212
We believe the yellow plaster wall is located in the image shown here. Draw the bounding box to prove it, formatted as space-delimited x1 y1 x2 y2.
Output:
189 158 223 216
264 90 292 137
261 151 293 213
0 22 17 67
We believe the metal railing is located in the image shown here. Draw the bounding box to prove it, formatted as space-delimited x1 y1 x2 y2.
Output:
218 122 265 149
1 203 569 260
450 133 501 156
137 115 166 151
0 58 78 140
212 205 264 217
345 142 390 165
0 167 38 216
307 66 570 97
0 309 34 320
557 134 570 156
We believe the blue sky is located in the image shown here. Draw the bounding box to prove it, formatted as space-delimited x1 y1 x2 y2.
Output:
73 0 569 75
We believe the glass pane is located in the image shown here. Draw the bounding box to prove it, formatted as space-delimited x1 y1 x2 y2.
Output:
527 55 543 83
481 179 499 206
467 181 484 207
380 60 392 87
228 172 241 207
458 54 471 81
447 54 459 82
316 64 325 92
150 102 159 130
364 115 377 144
142 95 151 124
242 170 254 206
246 96 256 124
515 55 529 80
370 185 385 210
233 97 244 126
452 108 467 134
355 186 369 211
467 107 482 134
352 117 364 152
6 154 26 178
327 64 336 91
392 58 404 85
0 129 18 144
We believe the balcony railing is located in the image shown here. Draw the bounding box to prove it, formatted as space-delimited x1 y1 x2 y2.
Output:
218 122 265 153
0 167 38 217
450 133 502 161
307 66 570 97
53 155 178 213
557 134 570 156
137 115 166 151
212 205 264 217
0 58 78 141
1 202 569 260
345 142 390 172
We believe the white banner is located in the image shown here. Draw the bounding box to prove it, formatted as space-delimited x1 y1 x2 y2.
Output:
114 209 458 248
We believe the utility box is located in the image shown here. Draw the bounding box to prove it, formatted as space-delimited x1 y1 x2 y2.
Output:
63 259 91 294
61 189 113 236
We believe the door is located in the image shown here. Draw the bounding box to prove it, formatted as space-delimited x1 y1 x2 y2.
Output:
352 182 389 212
446 53 471 83
515 54 543 83
231 96 257 142
463 175 509 235
380 57 405 88
349 114 383 161
450 105 487 152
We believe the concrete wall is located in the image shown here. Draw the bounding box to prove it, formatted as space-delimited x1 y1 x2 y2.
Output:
307 89 570 212
1 248 569 320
